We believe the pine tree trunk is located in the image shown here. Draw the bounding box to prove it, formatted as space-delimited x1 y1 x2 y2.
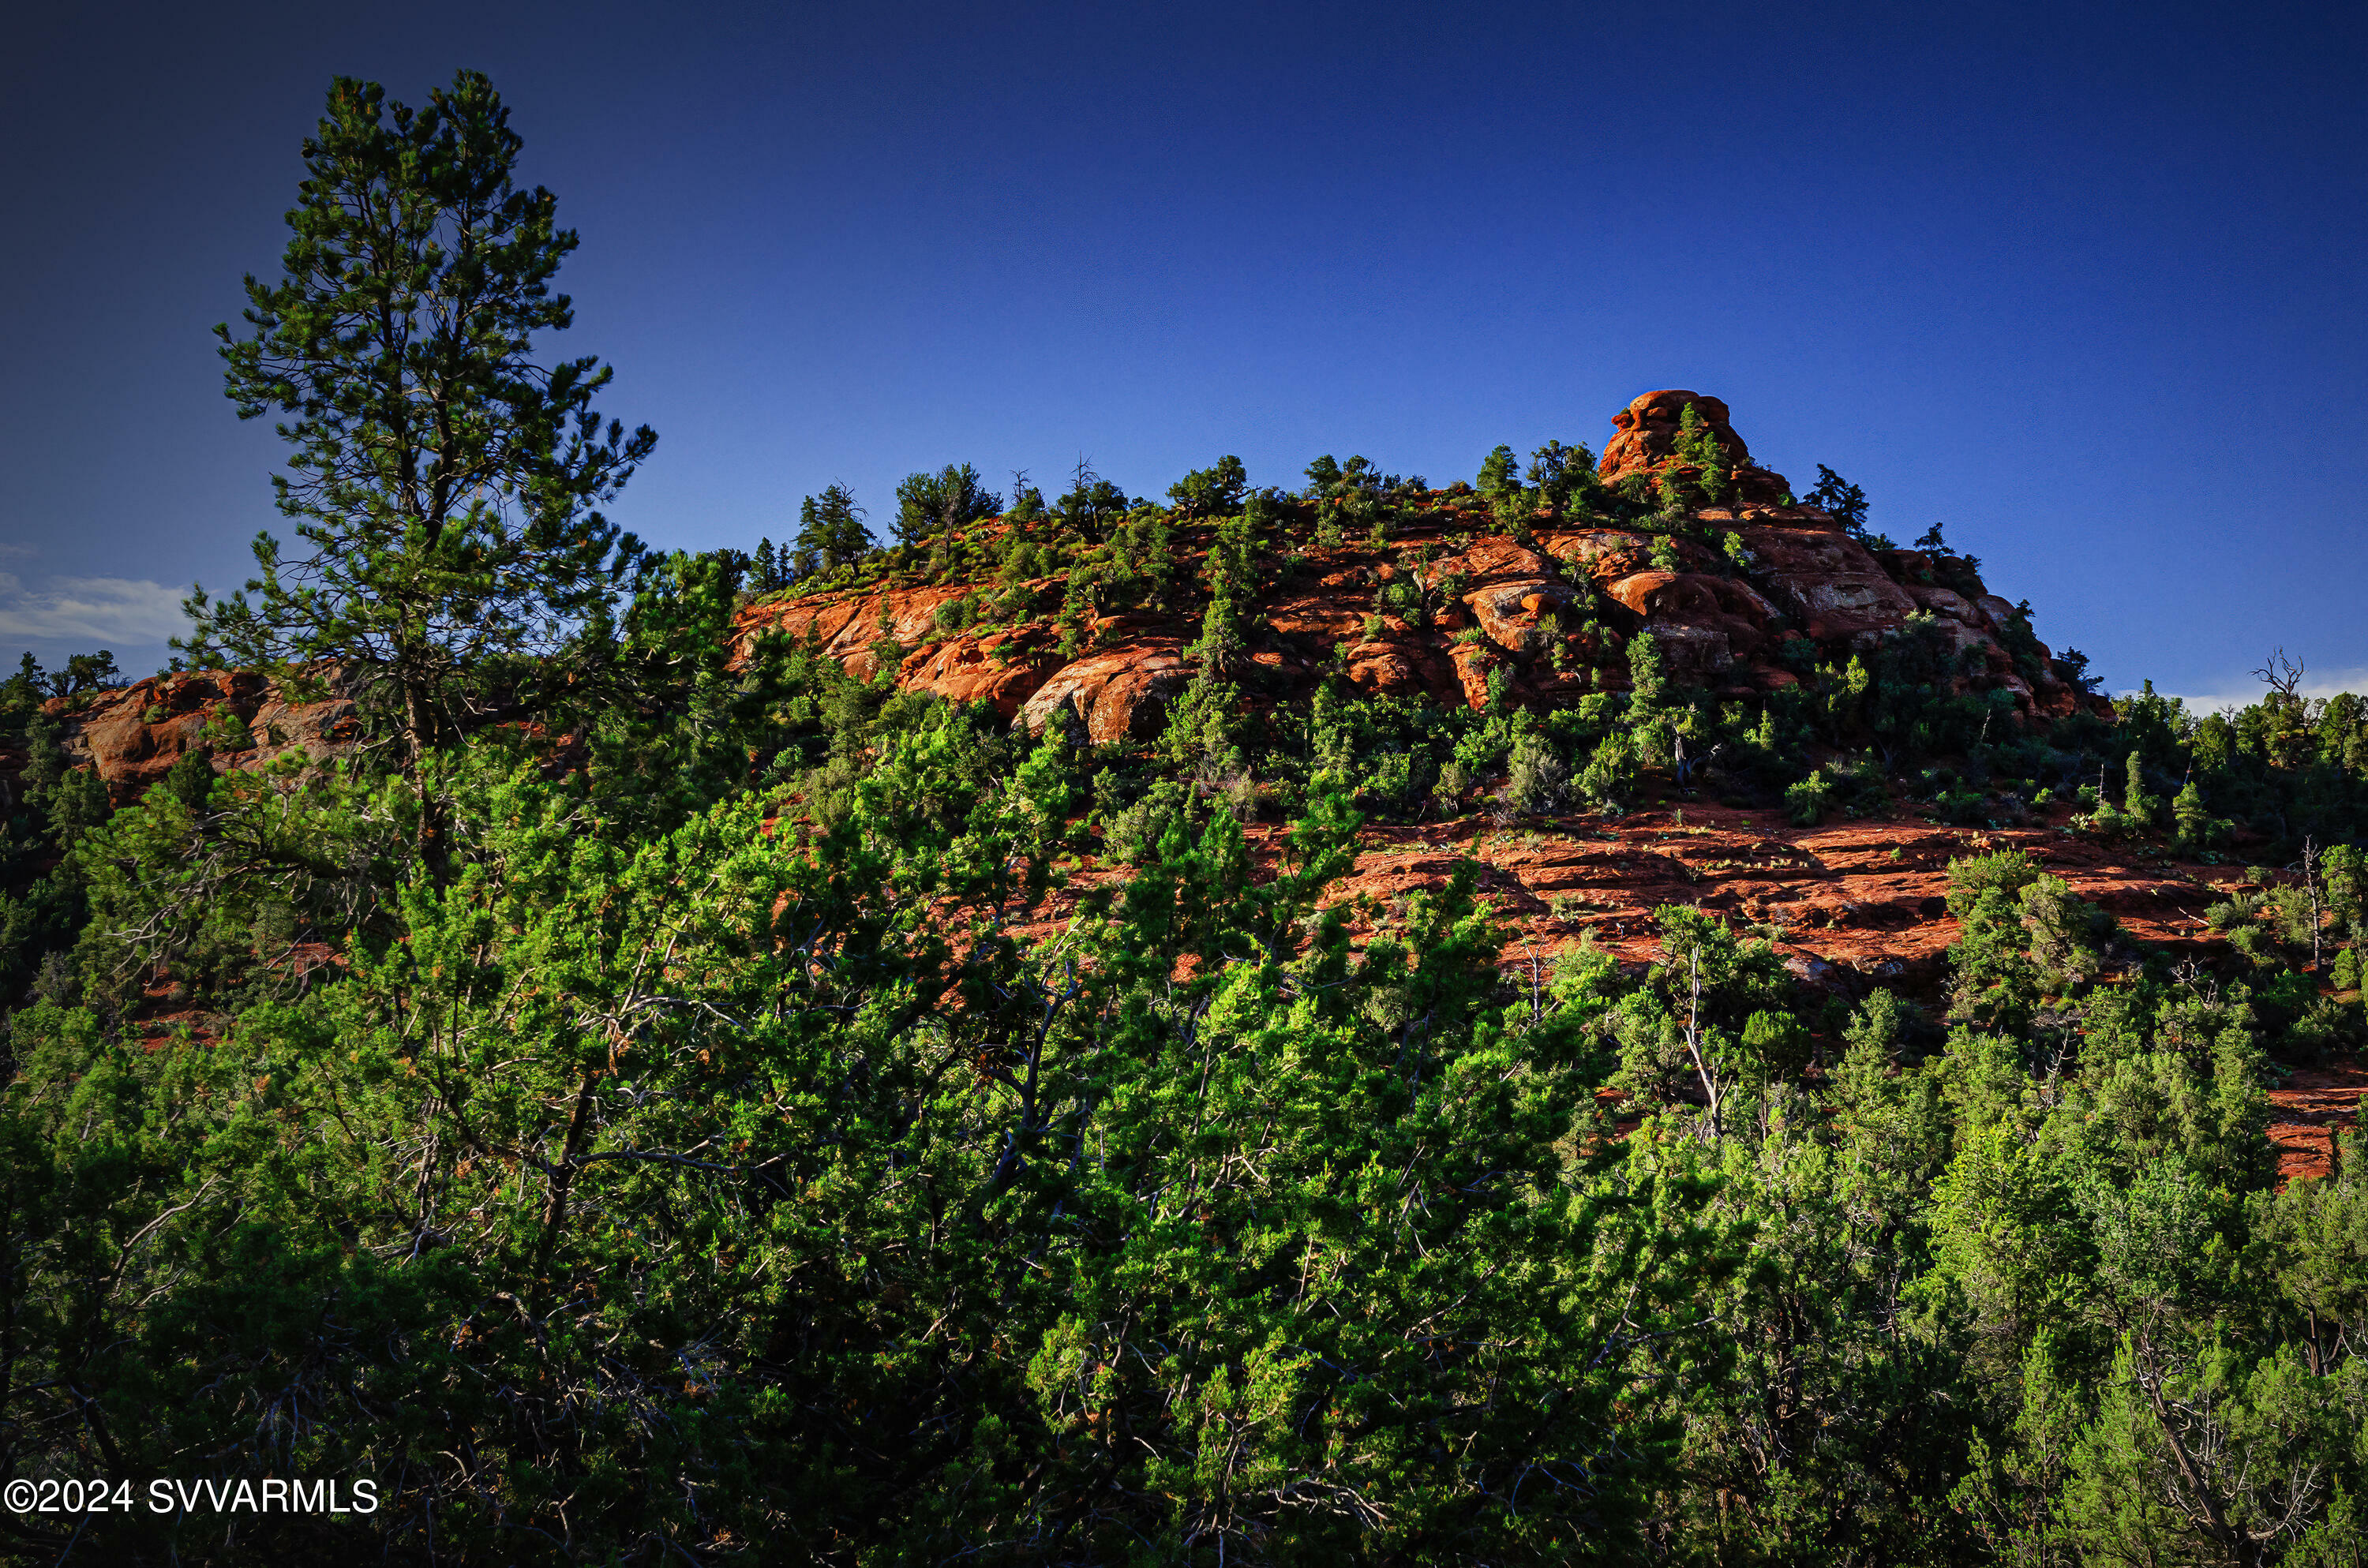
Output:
403 659 448 879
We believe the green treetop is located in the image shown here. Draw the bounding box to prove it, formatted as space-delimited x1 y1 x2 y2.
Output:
894 462 1000 561
1476 443 1520 500
183 70 655 769
792 483 874 579
1805 464 1871 536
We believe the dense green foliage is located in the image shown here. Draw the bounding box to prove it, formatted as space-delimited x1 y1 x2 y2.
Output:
7 623 2367 1563
5 72 2367 1568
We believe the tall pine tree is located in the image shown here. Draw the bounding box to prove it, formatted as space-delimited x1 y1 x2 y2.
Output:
182 70 654 771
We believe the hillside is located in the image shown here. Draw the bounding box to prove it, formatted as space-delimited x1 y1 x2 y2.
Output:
699 389 2357 1170
6 388 2367 1566
731 390 2102 740
12 390 2360 1177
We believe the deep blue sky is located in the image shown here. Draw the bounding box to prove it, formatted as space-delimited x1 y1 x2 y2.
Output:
4 0 2362 702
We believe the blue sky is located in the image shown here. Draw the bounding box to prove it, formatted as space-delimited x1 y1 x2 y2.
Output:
3 0 2362 703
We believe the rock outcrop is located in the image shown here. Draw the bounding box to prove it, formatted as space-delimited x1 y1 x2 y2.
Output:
1597 389 1789 504
1018 643 1192 745
729 388 2104 740
28 668 365 806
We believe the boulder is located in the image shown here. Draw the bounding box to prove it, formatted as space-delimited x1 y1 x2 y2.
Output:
1538 527 1654 571
1018 644 1190 745
897 634 1058 718
1974 593 2022 631
1447 642 1497 709
1902 584 1980 625
1344 640 1426 699
1643 621 1738 676
1603 571 1776 661
1463 580 1565 655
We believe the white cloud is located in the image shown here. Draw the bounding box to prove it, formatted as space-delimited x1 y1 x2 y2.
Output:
0 572 194 651
2144 667 2368 713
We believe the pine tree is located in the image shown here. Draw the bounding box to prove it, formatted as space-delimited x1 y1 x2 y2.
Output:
1475 443 1519 500
2123 750 2156 826
793 484 872 578
2174 778 2210 848
1674 403 1729 506
1526 440 1597 515
1628 631 1670 713
1192 511 1257 674
1805 465 1870 536
1167 455 1247 516
895 463 1000 558
183 71 654 770
1055 459 1129 542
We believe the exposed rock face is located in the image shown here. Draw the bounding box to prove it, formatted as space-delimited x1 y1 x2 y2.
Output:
39 669 363 806
894 632 1062 718
726 388 2106 741
1600 571 1777 674
1734 524 1920 648
1597 389 1789 503
1345 640 1444 702
1017 643 1190 745
744 585 976 680
1598 390 1746 478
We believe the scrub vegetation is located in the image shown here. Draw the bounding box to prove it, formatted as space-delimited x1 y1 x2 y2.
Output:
2 71 2365 1567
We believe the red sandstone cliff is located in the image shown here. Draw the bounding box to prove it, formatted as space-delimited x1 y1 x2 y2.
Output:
733 389 2101 740
14 668 363 807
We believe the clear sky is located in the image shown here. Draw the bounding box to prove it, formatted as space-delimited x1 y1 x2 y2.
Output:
3 0 2362 704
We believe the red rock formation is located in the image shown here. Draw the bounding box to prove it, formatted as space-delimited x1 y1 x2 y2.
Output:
1596 389 1789 503
895 631 1063 718
42 669 363 806
741 583 978 679
718 388 2106 737
1737 525 1920 648
1018 642 1191 745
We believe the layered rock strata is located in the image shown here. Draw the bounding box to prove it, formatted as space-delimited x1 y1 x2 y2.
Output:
14 668 364 807
734 390 2097 741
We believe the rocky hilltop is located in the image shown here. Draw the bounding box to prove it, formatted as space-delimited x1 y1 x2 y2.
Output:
710 390 2355 1180
17 390 2093 801
3 391 2358 1184
733 389 2104 745
7 667 362 809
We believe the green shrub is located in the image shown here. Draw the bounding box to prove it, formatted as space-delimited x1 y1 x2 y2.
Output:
1742 1009 1812 1076
203 706 256 750
1578 733 1636 808
1105 777 1190 865
1433 758 1473 815
1785 770 1834 825
1505 733 1570 814
2121 748 2160 827
1935 785 1989 825
932 593 980 635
